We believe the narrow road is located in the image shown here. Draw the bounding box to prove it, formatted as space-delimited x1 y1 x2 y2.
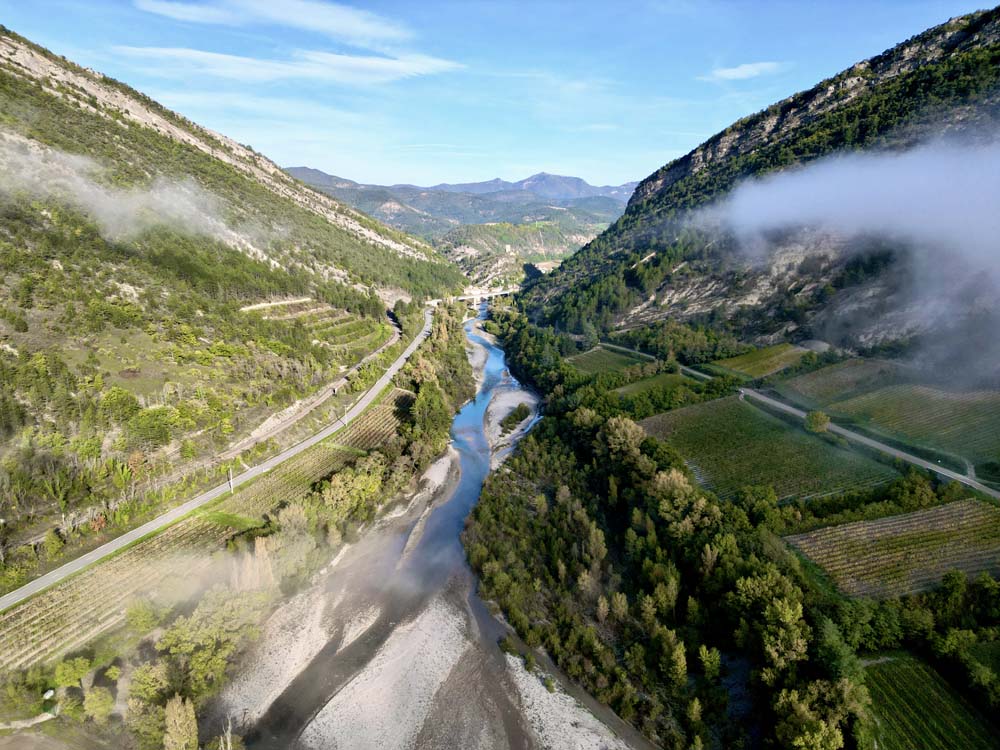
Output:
0 307 435 614
739 387 1000 500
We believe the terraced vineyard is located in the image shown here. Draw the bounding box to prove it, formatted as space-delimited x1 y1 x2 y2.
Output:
566 345 648 374
0 390 413 672
785 499 1000 598
639 397 898 501
248 299 394 365
710 343 807 378
778 359 903 406
828 384 1000 466
867 654 997 750
614 372 693 396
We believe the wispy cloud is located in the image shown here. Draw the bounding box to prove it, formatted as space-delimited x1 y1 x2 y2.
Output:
113 46 462 84
699 61 787 82
134 0 411 50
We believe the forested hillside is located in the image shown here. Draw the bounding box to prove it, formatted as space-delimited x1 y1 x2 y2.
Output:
522 9 1000 351
0 26 463 589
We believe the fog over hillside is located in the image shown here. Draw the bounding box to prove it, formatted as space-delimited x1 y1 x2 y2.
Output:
702 135 1000 378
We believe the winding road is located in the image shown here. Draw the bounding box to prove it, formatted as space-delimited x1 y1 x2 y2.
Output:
0 307 435 615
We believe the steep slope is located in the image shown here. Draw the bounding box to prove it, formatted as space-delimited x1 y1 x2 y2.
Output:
522 9 1000 358
0 26 462 586
288 167 630 285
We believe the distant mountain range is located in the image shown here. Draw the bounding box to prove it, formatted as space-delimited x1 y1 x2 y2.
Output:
287 167 637 286
288 168 637 204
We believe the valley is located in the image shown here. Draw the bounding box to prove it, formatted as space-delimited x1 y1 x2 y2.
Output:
2 4 1000 750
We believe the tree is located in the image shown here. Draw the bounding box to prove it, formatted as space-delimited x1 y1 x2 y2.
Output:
54 656 91 688
611 591 629 622
163 694 198 750
42 528 64 561
698 644 721 681
83 686 114 725
805 411 830 433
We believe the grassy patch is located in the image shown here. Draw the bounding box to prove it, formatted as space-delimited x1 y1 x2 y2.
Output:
639 396 898 501
711 343 807 378
614 371 693 396
201 511 264 532
777 358 902 406
866 654 996 750
566 345 647 374
785 499 1000 598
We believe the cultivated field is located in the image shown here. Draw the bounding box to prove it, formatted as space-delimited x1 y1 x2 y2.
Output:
866 654 996 750
639 397 897 501
615 372 692 396
250 300 394 366
778 358 902 406
711 343 807 378
567 345 647 374
828 385 1000 466
0 389 413 672
785 499 1000 598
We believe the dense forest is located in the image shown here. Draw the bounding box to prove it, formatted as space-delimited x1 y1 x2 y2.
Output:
463 309 1000 749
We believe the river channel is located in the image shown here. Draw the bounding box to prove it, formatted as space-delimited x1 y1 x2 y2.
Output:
212 305 649 750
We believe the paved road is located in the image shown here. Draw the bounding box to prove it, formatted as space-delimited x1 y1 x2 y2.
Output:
0 307 435 614
739 387 1000 500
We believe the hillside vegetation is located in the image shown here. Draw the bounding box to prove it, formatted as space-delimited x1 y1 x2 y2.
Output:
0 27 464 590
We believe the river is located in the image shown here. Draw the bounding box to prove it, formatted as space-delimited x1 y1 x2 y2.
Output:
214 306 647 750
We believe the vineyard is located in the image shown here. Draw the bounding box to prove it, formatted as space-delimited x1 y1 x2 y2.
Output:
710 343 807 378
249 299 394 366
827 384 1000 466
615 372 692 396
778 359 903 406
0 389 414 672
566 345 647 374
785 499 1000 598
639 397 898 501
866 654 996 750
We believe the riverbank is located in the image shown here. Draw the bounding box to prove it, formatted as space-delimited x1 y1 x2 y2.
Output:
206 448 462 734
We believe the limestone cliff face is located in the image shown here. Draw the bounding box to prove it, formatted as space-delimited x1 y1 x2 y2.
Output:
629 11 1000 210
523 8 1000 354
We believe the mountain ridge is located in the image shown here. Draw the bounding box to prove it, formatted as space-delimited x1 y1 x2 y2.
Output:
521 7 1000 363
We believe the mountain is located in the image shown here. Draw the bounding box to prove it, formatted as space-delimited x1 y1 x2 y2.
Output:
0 25 464 576
421 172 638 201
287 167 634 286
522 9 1000 372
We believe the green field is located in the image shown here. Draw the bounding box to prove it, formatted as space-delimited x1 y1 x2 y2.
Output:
785 499 1000 598
567 345 648 374
866 654 997 750
778 359 1000 470
779 359 903 406
711 343 807 378
639 397 898 501
828 385 1000 466
615 371 693 395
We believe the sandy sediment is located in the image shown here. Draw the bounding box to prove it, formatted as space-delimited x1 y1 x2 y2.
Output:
298 595 471 750
210 585 335 729
209 449 460 733
505 654 631 750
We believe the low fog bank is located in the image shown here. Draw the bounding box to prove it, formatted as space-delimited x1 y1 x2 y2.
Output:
0 133 229 241
700 136 1000 381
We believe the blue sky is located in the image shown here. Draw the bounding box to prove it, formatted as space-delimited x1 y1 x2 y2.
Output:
2 0 988 185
